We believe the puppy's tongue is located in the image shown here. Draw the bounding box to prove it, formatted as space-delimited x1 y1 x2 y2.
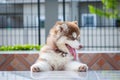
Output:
66 44 76 60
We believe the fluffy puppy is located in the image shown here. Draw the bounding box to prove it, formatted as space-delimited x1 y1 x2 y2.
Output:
31 21 88 72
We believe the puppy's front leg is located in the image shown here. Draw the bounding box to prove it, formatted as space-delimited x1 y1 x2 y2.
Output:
65 61 88 72
31 60 51 72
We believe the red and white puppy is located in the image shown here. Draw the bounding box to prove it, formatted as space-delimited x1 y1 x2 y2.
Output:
31 21 88 72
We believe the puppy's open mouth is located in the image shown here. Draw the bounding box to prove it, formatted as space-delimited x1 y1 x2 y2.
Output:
65 44 76 60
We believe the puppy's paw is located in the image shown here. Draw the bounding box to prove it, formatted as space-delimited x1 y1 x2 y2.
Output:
78 64 88 72
31 65 41 72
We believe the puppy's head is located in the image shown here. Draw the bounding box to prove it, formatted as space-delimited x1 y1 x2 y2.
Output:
49 21 82 59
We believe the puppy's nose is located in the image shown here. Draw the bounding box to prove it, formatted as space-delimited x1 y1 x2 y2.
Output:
79 45 83 49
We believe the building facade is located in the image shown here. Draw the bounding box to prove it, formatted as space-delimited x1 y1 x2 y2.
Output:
0 0 120 51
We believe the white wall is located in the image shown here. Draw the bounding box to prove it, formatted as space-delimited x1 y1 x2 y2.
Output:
23 3 45 27
80 27 120 51
0 28 45 45
58 3 71 21
0 28 120 51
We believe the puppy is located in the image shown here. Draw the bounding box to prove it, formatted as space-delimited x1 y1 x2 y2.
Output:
31 21 88 72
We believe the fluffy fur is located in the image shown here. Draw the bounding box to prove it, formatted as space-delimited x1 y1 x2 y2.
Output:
31 21 88 72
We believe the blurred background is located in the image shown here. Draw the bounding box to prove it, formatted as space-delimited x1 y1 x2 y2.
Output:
0 0 120 51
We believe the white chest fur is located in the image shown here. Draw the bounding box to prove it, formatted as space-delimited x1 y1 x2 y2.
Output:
40 51 73 70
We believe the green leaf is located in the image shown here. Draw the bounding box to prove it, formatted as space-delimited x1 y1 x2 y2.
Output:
89 0 120 19
89 5 110 18
102 0 118 9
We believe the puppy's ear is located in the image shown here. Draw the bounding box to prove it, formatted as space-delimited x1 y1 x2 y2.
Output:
73 21 78 25
56 23 68 32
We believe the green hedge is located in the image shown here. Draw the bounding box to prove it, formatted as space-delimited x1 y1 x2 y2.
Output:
0 44 43 51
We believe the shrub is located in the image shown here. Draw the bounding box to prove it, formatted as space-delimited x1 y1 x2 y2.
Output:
0 44 43 51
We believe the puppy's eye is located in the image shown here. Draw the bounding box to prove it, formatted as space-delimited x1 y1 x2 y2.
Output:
68 36 75 40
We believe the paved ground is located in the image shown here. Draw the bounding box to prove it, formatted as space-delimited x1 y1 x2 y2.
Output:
0 71 120 80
